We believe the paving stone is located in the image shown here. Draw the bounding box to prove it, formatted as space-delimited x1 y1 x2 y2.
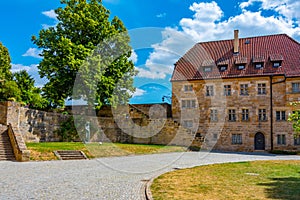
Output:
0 152 299 199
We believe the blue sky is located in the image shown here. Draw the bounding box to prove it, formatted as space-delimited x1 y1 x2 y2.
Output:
0 0 299 104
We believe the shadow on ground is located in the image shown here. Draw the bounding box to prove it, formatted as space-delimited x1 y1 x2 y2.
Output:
258 176 300 200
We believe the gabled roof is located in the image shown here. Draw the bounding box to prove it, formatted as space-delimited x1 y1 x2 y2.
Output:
171 34 300 81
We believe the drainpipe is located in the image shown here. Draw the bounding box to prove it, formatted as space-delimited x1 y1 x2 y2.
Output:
270 76 273 151
270 75 287 151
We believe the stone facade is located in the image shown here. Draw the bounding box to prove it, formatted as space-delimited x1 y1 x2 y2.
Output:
172 76 300 152
0 101 69 142
0 102 194 148
1 81 299 152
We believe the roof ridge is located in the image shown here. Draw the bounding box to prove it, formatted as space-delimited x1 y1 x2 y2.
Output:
196 33 290 45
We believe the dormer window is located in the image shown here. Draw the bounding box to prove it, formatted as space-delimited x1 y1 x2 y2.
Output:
204 66 212 72
273 62 281 68
255 63 264 69
270 54 283 68
217 59 229 72
252 56 265 69
235 56 247 70
202 59 215 73
219 65 228 71
238 65 245 70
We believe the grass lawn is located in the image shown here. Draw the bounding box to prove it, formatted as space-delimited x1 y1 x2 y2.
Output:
26 142 186 161
151 160 300 200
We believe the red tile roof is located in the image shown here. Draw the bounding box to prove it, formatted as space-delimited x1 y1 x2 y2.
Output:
171 34 300 81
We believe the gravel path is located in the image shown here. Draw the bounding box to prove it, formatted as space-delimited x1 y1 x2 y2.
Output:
0 152 299 199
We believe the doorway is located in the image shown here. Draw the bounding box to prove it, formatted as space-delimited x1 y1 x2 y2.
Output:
255 132 265 150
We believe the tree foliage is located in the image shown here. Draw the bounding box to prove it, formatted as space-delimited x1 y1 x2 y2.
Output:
0 42 12 80
13 70 35 104
32 0 136 108
288 102 300 136
13 70 48 109
0 42 22 102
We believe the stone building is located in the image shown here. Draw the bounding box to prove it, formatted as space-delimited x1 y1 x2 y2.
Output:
171 30 300 152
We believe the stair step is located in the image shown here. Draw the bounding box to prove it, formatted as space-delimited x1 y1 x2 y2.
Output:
54 150 87 160
0 158 15 161
0 128 15 162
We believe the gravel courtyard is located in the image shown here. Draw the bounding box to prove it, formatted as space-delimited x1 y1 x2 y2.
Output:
0 152 299 200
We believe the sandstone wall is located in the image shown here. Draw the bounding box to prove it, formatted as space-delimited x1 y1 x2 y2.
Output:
172 75 300 152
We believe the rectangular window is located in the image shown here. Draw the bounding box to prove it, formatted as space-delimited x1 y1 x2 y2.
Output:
184 85 193 92
258 83 267 95
240 84 249 96
210 109 218 122
232 134 242 144
224 85 231 96
273 62 281 68
292 83 300 93
206 85 214 96
237 65 245 70
277 134 286 145
276 111 286 121
228 109 236 121
204 66 212 72
258 109 267 121
183 120 193 128
219 65 228 71
255 63 264 69
242 109 249 121
294 136 300 145
182 100 196 109
213 133 218 140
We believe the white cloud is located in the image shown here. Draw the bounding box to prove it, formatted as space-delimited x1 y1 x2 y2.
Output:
136 27 197 79
42 9 58 29
42 10 57 20
140 1 300 80
132 88 146 97
11 64 47 87
240 0 300 20
129 50 138 64
11 64 33 73
22 48 42 59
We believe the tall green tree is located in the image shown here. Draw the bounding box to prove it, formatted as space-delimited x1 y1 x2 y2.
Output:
13 70 48 109
0 42 12 81
0 42 22 102
13 70 35 104
32 0 136 108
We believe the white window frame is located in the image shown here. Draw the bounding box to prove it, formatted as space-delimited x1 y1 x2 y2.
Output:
183 120 193 128
276 111 286 121
258 109 267 121
257 83 267 95
181 99 196 109
228 109 236 122
292 82 300 93
277 134 286 145
242 109 249 121
240 84 249 96
232 134 242 144
224 85 231 96
206 85 214 97
184 85 193 92
210 109 218 122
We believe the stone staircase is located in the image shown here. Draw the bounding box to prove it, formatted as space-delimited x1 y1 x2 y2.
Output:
0 126 15 161
54 150 87 160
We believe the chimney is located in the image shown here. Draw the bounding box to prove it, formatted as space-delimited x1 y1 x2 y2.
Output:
234 30 239 54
